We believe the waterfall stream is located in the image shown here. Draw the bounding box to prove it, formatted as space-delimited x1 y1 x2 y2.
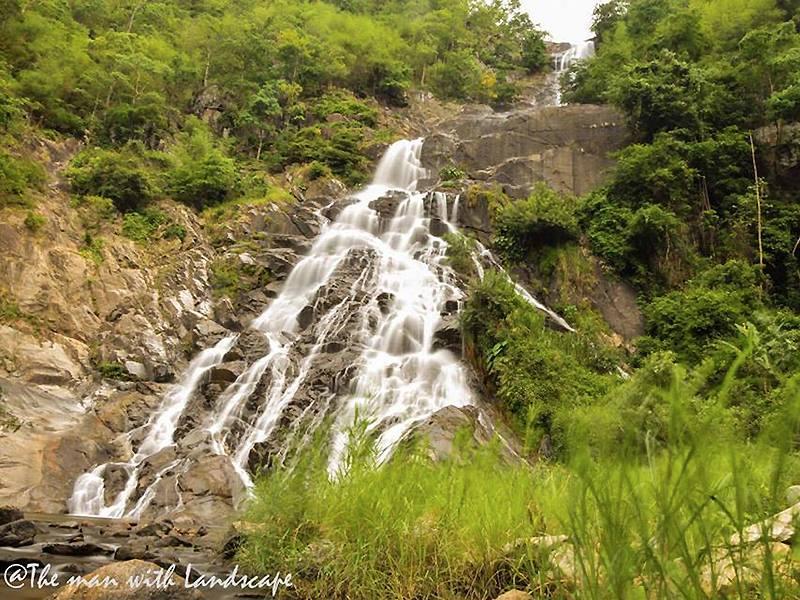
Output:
69 139 477 517
552 40 596 105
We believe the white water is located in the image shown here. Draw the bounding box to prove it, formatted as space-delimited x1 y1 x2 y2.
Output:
552 40 596 105
69 138 475 516
68 336 236 517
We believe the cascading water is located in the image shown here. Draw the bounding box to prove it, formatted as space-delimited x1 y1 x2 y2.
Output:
69 139 476 517
553 40 596 73
552 40 596 105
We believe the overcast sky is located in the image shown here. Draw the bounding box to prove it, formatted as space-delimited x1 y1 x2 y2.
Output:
520 0 603 43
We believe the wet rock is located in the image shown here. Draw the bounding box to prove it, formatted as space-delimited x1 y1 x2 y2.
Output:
429 216 449 237
261 248 299 277
114 542 156 561
179 455 244 500
263 279 284 298
433 314 461 354
103 464 130 506
220 531 245 559
50 559 204 599
192 319 228 346
376 292 394 313
369 190 408 219
154 533 194 549
213 297 239 331
209 361 244 384
0 519 37 547
409 405 520 463
42 542 113 556
297 304 315 330
0 506 23 526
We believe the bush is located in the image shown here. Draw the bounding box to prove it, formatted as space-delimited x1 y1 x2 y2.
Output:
493 184 579 263
167 119 239 209
442 232 475 278
0 152 44 207
24 210 45 232
461 271 615 444
67 145 159 212
639 261 764 362
121 209 167 242
439 164 466 182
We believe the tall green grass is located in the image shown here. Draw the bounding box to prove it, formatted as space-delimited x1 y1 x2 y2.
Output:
239 354 800 600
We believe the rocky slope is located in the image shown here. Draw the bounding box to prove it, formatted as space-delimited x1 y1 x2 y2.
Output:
0 99 638 581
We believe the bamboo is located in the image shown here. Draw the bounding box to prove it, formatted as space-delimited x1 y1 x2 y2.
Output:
749 133 764 268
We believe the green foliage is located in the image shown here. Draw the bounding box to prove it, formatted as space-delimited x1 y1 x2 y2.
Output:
96 361 128 380
67 145 159 212
442 231 475 278
121 208 168 243
167 119 239 210
23 210 45 232
209 259 241 299
428 49 488 102
438 164 466 182
241 438 541 600
240 353 800 599
461 271 617 448
610 50 705 141
0 0 546 182
79 232 105 265
493 185 579 263
639 261 764 362
0 151 44 208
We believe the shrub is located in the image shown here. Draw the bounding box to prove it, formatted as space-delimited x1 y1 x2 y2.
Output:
442 232 475 278
67 145 159 212
639 261 764 362
493 184 579 263
121 209 167 242
79 233 105 265
439 164 466 182
461 270 615 444
0 152 44 208
167 119 239 209
23 210 45 232
96 361 128 380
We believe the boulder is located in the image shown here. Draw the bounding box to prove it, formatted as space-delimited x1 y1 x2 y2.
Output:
0 506 23 526
433 315 461 354
42 542 113 556
208 361 244 384
0 519 37 547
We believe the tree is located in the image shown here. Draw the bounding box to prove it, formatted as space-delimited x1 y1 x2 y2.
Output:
167 119 238 209
611 50 704 141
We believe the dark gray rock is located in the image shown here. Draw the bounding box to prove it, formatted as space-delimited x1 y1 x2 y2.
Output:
0 519 37 547
42 542 113 556
0 506 23 526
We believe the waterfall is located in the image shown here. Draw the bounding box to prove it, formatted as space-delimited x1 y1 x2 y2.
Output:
553 40 596 73
552 40 596 105
69 139 475 517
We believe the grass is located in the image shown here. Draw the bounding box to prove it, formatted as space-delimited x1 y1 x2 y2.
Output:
238 347 800 600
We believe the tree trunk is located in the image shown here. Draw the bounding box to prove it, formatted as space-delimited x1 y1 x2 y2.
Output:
749 133 765 268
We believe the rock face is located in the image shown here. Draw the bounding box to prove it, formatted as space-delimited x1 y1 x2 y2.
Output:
421 104 628 199
0 138 336 519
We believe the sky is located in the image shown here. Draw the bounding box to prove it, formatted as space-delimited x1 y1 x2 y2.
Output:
520 0 603 43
